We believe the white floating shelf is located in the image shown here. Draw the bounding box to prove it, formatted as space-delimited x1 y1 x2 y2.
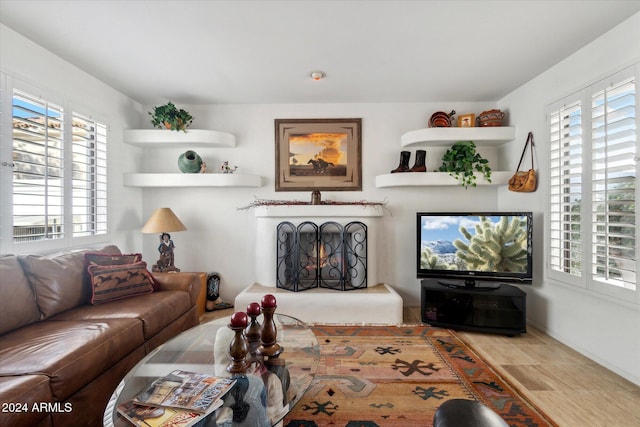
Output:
375 171 512 188
123 129 236 148
401 126 515 148
124 173 262 187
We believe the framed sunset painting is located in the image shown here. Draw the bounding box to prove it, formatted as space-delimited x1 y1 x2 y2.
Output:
275 118 362 191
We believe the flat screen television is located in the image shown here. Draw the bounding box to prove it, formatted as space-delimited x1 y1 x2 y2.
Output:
417 212 533 289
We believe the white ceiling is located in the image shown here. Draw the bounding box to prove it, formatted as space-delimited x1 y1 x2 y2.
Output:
1 0 639 105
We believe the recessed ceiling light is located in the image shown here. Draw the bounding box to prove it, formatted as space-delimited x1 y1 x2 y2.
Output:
309 71 326 81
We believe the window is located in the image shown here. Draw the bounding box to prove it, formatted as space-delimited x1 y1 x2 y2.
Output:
8 88 108 249
591 76 636 290
549 98 583 278
12 91 65 242
71 113 108 237
548 67 637 299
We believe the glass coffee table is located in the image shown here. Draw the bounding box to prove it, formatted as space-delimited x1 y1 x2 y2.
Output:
104 314 319 426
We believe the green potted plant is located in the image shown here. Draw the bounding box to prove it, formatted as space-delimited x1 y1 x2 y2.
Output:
149 102 194 132
438 140 492 189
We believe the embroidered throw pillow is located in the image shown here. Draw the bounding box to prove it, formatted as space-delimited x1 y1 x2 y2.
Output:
84 251 160 290
88 261 154 304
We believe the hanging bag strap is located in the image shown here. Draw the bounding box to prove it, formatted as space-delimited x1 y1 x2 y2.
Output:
515 132 535 172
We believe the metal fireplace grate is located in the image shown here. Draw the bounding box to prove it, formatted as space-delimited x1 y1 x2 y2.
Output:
276 221 367 292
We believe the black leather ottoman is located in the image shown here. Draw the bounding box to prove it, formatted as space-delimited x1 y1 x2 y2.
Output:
433 399 509 427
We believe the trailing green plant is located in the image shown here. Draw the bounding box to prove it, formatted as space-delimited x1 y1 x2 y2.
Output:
149 102 194 132
438 140 491 189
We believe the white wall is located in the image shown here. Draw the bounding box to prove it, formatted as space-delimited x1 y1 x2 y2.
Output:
0 24 145 255
497 12 640 385
138 102 503 305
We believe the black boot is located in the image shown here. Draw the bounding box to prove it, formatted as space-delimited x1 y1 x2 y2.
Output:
409 150 427 172
391 151 411 173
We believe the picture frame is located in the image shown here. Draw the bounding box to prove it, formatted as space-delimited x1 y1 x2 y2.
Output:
275 118 362 191
457 113 475 128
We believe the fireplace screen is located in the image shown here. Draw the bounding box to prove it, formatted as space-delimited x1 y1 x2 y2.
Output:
276 221 367 291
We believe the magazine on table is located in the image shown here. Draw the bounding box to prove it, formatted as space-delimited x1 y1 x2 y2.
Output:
133 370 236 413
117 398 223 427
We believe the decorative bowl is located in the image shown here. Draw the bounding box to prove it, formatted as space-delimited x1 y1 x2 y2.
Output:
476 109 505 127
429 110 456 128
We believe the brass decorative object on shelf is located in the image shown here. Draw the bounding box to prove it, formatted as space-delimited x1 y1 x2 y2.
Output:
311 190 322 205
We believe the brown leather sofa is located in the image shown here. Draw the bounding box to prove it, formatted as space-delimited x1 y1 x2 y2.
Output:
0 246 201 427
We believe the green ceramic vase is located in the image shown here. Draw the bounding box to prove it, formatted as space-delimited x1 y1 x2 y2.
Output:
178 150 202 173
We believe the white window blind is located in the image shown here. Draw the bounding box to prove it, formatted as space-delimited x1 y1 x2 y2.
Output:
590 76 636 290
10 89 109 245
549 100 583 277
72 113 108 237
548 67 637 299
12 90 65 242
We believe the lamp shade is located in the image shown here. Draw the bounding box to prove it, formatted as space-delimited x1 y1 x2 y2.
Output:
141 208 187 233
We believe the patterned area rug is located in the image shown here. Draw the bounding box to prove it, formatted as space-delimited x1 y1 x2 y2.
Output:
284 325 557 427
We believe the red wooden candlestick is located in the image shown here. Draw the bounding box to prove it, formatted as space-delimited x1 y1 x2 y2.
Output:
227 312 249 374
257 294 282 358
245 302 262 354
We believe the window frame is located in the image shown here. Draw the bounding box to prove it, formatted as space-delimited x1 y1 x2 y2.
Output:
548 91 586 290
546 65 639 303
0 74 111 255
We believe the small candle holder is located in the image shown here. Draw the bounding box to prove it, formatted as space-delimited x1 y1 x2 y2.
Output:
227 311 249 374
245 302 262 355
257 294 282 358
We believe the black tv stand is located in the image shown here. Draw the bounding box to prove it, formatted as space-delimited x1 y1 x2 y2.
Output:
422 278 526 335
437 279 501 290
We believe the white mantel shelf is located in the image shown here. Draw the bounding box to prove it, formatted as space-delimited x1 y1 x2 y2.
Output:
253 204 385 218
401 126 515 147
375 171 512 187
123 129 236 147
124 173 262 187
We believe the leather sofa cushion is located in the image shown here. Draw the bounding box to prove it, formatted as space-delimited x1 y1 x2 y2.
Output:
0 255 41 334
51 290 191 339
18 251 88 319
0 375 53 427
18 245 121 319
0 318 143 400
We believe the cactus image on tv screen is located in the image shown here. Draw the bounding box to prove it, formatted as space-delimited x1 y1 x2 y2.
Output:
454 216 528 272
417 212 532 284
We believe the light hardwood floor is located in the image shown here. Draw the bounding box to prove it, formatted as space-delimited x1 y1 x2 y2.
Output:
201 306 640 426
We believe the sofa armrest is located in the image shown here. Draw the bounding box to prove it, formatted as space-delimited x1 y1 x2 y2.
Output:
152 272 202 307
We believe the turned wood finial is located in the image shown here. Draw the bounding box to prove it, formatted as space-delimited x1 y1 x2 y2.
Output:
257 294 282 358
227 312 249 374
245 302 262 355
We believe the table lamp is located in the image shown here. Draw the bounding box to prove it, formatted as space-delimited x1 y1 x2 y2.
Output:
141 207 187 272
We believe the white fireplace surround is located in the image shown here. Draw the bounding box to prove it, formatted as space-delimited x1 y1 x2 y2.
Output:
234 204 403 324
